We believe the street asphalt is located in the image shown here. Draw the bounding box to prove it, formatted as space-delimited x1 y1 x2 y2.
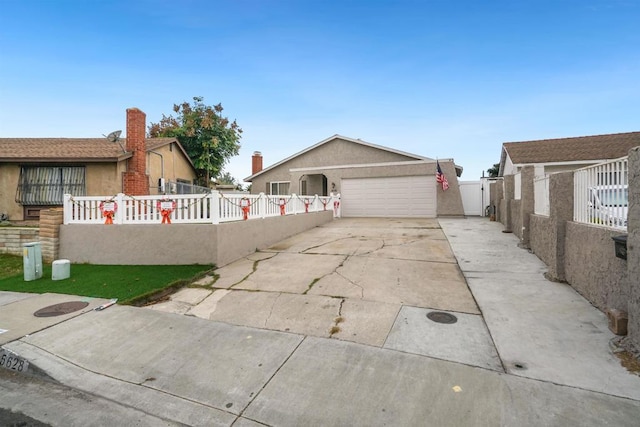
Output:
1 217 639 426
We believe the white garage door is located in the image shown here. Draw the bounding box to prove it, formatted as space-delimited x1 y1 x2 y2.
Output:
341 176 436 217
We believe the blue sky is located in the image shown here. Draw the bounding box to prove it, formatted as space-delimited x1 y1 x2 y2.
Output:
1 0 639 183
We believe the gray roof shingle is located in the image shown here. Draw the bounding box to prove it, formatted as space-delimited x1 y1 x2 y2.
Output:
503 132 640 164
0 137 178 162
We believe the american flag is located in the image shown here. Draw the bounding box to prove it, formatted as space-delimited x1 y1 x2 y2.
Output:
436 161 449 191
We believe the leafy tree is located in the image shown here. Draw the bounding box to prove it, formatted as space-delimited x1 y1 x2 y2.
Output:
487 163 500 177
149 96 242 186
215 171 244 191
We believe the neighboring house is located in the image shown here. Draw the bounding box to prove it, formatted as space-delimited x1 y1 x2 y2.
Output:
244 134 464 218
0 108 197 221
498 131 640 177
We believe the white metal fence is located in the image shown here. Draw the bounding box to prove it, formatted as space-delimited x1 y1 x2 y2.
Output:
574 156 628 230
534 174 550 216
64 192 340 225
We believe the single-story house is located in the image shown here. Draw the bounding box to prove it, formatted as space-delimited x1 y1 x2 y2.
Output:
244 135 465 218
0 108 196 221
498 131 640 177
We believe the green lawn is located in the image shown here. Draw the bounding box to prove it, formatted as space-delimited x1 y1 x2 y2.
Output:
0 254 213 305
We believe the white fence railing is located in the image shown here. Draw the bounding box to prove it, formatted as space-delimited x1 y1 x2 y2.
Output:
534 174 550 216
64 192 341 225
574 156 628 230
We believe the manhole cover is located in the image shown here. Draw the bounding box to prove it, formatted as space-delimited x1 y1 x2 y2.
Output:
426 311 458 324
34 301 90 317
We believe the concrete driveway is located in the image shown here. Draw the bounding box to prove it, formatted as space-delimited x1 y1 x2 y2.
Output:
3 217 639 425
149 217 502 371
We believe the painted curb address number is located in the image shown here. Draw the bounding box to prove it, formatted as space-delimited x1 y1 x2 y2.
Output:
0 349 29 373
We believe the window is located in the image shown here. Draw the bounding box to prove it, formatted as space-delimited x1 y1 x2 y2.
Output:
300 180 307 195
269 181 290 195
16 166 86 205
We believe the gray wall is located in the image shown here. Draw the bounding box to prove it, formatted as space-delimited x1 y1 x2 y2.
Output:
529 215 554 267
60 211 333 267
564 222 629 312
489 180 503 221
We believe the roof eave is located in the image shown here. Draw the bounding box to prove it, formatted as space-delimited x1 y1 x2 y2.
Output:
244 134 431 182
0 155 131 163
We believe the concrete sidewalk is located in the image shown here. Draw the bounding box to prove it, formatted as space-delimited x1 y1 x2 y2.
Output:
1 217 639 426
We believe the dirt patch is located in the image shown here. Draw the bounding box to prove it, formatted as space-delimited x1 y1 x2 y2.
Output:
616 351 640 374
611 336 640 375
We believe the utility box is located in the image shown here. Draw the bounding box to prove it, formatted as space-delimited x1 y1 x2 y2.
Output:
52 259 71 281
611 235 627 260
23 242 43 281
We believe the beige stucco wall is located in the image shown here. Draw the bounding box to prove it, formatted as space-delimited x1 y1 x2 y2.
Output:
86 162 124 197
147 143 196 194
251 138 420 195
1 162 123 221
60 210 333 266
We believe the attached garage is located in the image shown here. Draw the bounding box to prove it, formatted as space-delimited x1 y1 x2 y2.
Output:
341 176 436 218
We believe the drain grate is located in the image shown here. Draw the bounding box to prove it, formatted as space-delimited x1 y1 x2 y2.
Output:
34 301 90 318
426 311 458 324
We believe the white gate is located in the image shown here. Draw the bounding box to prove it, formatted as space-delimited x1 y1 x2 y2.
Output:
459 181 483 216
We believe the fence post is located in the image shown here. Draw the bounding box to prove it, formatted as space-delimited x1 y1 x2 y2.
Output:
63 194 71 224
115 193 124 224
210 191 220 224
259 193 266 218
627 146 640 350
331 193 341 218
292 194 298 215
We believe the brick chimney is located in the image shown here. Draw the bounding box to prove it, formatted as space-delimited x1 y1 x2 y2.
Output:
252 151 263 175
122 108 150 195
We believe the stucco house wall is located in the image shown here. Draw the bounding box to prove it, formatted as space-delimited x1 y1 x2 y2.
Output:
86 163 126 197
147 141 197 194
247 135 464 216
250 137 419 195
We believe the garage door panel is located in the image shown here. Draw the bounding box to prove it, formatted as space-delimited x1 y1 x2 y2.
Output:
341 176 436 218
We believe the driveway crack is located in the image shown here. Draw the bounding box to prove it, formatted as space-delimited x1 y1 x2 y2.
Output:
333 255 365 299
264 293 281 328
230 253 278 289
329 298 345 337
301 236 353 253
